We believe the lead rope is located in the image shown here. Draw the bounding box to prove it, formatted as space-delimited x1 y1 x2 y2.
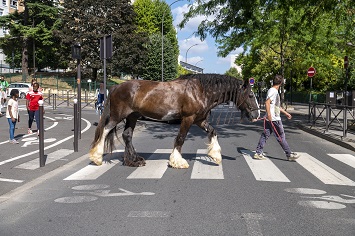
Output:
260 117 283 144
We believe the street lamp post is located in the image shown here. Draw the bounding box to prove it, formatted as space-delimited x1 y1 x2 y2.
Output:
194 60 203 66
185 43 199 63
161 0 182 82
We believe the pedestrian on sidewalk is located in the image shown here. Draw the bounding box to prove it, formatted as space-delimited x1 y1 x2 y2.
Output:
6 89 20 144
0 75 9 116
254 75 300 161
26 82 43 135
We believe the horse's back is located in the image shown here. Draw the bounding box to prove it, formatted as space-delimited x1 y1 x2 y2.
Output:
109 79 205 121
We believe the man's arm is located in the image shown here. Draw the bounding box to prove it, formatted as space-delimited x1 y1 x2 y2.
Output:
265 98 272 121
280 107 292 119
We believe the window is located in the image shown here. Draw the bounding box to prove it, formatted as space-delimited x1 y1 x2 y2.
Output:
2 0 6 6
0 9 3 16
10 0 17 8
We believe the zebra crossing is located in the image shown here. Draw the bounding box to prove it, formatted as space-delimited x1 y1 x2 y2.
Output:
11 147 355 186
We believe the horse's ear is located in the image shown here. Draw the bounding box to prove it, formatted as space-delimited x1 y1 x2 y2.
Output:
242 79 250 89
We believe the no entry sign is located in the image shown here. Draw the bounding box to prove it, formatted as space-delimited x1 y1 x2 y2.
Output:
307 67 316 77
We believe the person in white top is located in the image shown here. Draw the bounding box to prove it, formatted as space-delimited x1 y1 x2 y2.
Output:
254 75 299 161
6 89 20 144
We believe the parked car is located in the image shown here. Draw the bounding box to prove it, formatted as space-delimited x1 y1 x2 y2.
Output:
6 83 31 99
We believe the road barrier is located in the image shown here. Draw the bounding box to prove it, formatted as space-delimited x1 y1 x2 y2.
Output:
308 102 355 138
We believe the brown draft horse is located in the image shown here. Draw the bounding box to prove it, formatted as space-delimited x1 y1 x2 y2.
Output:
89 74 260 168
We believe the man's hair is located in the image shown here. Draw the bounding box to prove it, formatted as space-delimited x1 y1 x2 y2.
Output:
10 89 19 97
273 75 283 86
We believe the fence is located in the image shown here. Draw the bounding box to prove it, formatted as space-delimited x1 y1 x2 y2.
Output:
42 89 98 110
308 102 355 138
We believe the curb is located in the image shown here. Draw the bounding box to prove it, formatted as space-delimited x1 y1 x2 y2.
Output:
297 123 355 152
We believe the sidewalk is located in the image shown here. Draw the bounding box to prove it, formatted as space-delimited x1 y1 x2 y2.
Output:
287 103 355 152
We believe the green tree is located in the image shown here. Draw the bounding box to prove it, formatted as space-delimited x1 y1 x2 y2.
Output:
179 0 353 94
134 0 179 81
0 0 63 80
225 67 241 78
58 0 147 80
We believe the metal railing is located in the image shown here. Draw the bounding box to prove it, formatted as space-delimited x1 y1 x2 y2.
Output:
42 89 97 110
308 102 355 138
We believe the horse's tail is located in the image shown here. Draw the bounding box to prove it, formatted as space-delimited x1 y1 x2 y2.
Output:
91 95 116 152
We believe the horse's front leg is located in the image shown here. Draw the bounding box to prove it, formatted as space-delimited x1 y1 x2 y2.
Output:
169 116 195 169
196 120 222 165
122 113 146 167
90 120 117 166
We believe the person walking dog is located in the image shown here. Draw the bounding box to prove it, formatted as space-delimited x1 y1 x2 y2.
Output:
254 75 299 161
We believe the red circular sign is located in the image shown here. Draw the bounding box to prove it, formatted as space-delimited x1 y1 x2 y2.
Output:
307 67 316 77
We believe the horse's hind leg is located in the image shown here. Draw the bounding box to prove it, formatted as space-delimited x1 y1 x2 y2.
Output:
90 120 118 165
122 113 146 167
196 120 222 165
169 116 195 169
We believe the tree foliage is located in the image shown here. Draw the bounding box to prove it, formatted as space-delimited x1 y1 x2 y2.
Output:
58 0 148 80
180 0 354 92
134 0 179 81
0 0 63 79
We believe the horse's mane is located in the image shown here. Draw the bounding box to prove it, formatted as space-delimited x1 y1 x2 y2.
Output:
177 73 244 104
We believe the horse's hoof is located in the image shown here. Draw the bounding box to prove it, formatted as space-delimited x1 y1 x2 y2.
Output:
90 157 103 166
208 150 222 165
168 160 189 169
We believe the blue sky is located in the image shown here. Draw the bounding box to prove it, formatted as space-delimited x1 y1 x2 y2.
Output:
170 0 243 74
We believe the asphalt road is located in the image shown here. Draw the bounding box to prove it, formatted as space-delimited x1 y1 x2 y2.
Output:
0 105 354 235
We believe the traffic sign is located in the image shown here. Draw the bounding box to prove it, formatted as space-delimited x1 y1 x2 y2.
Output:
249 77 255 85
307 67 316 77
344 56 349 69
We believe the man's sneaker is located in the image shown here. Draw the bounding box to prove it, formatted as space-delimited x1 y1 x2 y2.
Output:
28 129 33 134
287 152 300 161
10 139 19 144
253 153 267 160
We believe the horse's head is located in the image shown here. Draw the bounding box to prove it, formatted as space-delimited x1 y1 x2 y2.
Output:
237 81 260 122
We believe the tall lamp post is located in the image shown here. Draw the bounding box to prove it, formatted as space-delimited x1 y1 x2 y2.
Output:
194 59 203 66
161 0 182 82
185 43 199 63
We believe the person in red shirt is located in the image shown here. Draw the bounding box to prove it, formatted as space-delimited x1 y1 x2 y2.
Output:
26 82 43 135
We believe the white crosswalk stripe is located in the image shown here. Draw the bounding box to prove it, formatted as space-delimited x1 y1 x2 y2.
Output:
328 154 355 169
15 149 73 170
57 149 355 186
241 149 290 182
297 152 355 186
127 149 171 179
191 149 224 179
64 150 123 180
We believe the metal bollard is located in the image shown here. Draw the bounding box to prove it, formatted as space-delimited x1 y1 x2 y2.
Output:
38 100 45 167
73 98 78 152
343 107 347 138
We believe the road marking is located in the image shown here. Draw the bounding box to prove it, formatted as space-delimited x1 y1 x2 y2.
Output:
0 116 57 145
127 149 171 179
15 149 74 170
328 154 355 169
64 150 123 180
297 152 355 186
21 137 56 147
241 149 290 182
191 149 224 179
127 211 170 218
0 178 24 183
0 117 91 166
